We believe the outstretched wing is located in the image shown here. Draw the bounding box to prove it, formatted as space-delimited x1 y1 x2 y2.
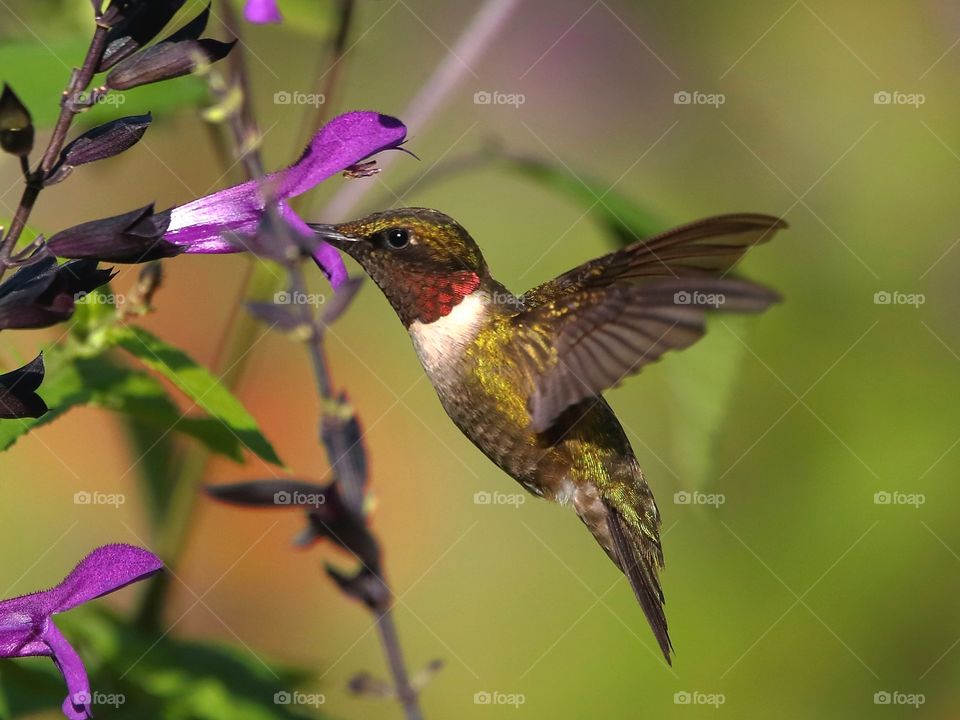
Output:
516 214 785 432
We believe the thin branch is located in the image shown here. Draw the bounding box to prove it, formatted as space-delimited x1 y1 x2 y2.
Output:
297 0 356 144
0 6 115 275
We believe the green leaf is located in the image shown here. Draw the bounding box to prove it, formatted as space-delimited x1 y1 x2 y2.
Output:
70 286 118 342
0 39 207 128
504 156 663 245
107 325 282 466
664 316 749 488
2 607 322 719
0 348 247 462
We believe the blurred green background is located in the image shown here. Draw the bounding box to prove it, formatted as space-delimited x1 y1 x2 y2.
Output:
1 0 959 718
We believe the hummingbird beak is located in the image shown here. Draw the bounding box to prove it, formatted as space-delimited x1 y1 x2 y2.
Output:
308 223 358 252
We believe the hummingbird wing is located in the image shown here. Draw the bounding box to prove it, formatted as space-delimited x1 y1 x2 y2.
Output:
517 214 785 432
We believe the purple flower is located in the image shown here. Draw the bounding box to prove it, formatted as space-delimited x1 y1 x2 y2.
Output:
244 0 282 24
0 545 163 720
163 111 406 287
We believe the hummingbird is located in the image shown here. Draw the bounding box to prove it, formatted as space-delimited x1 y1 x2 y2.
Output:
312 209 784 663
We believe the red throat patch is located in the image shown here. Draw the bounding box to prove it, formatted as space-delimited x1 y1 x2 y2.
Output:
415 271 481 323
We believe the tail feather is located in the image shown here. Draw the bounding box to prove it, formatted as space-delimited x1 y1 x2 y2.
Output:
608 510 673 664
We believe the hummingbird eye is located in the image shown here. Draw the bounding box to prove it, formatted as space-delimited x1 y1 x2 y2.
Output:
385 228 410 249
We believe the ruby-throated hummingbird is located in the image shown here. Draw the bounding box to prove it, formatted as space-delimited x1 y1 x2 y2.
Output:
312 209 784 662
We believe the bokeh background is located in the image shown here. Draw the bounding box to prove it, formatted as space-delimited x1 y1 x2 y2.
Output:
1 0 959 717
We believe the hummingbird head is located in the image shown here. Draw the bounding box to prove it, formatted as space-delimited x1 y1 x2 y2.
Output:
311 208 488 326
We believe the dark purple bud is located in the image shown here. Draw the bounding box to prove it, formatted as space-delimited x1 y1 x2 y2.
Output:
305 500 380 570
0 257 114 330
0 84 34 157
325 565 389 612
0 354 47 419
46 204 179 263
206 477 380 568
322 395 368 519
105 37 236 91
46 113 152 186
100 0 187 70
205 479 330 508
348 673 394 699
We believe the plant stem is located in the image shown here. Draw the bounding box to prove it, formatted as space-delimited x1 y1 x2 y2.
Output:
376 586 424 720
0 10 113 274
296 0 356 144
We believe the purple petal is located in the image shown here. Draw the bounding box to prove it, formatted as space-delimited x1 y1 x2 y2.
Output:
245 0 282 23
275 111 407 198
44 623 91 720
279 203 348 288
50 544 163 613
164 112 406 257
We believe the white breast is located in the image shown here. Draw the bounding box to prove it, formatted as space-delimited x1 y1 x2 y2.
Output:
409 291 487 373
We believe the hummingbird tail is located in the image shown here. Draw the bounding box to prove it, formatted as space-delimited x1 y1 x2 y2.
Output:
608 509 673 664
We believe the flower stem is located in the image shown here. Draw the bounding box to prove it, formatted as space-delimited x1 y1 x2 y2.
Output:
376 587 424 720
0 9 113 276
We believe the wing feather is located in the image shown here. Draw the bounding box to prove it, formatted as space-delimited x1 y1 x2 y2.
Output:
517 214 785 432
